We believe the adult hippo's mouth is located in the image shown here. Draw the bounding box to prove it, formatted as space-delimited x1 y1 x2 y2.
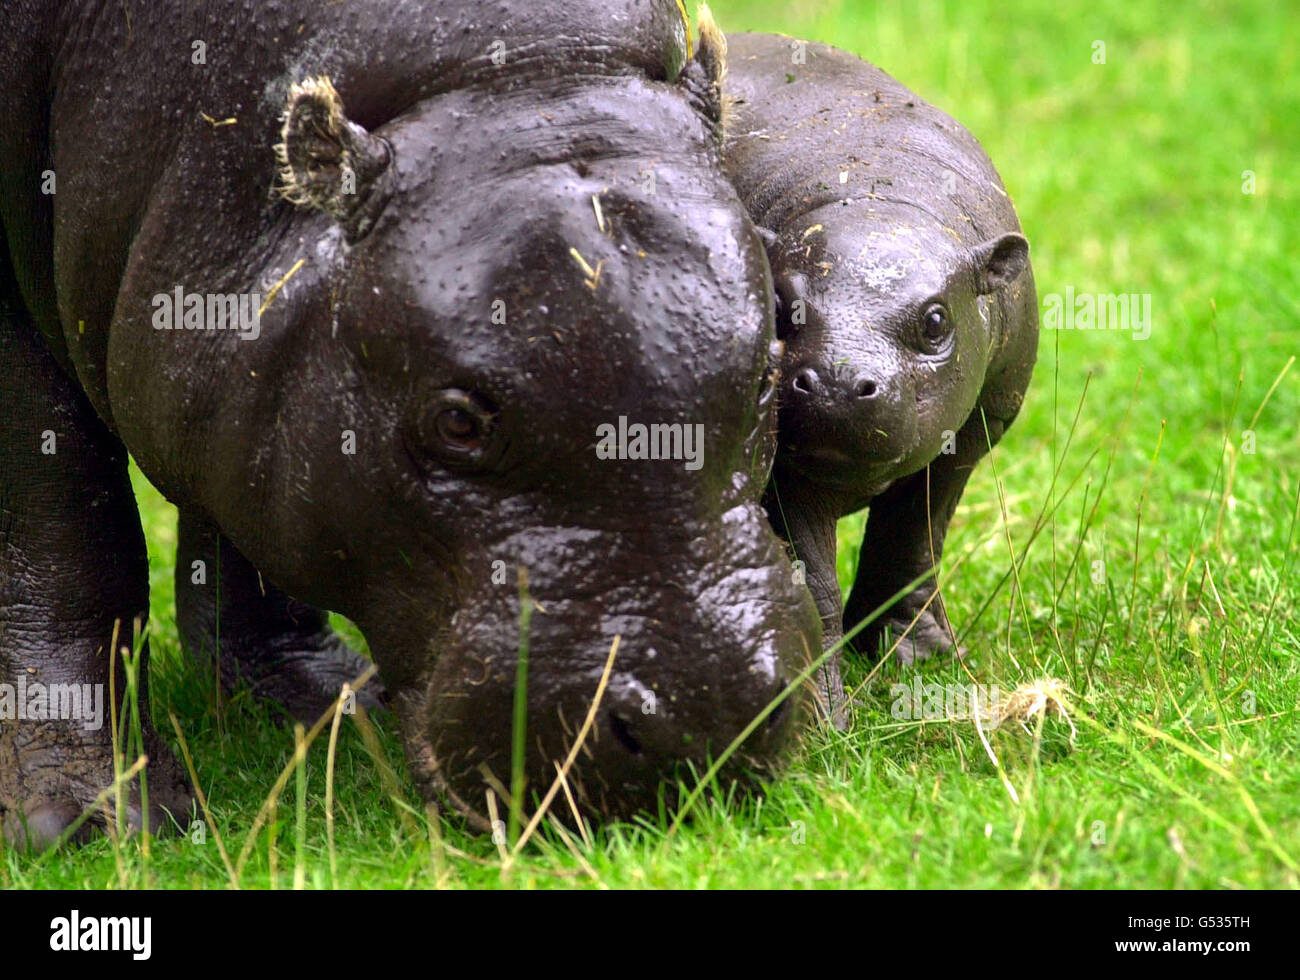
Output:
378 505 821 830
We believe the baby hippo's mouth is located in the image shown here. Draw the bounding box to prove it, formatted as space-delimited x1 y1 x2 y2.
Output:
780 441 911 494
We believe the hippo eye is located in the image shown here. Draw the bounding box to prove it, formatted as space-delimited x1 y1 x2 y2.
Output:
438 409 479 445
919 303 952 351
414 388 498 466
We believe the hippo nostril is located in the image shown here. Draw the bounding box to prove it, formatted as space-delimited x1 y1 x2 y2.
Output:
854 377 878 399
792 368 818 396
608 711 642 755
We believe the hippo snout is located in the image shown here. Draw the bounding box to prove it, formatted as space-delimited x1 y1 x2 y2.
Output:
394 514 820 828
602 674 796 760
783 360 918 468
790 363 887 403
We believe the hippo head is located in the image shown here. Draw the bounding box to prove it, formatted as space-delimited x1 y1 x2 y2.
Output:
248 34 819 827
766 201 1029 495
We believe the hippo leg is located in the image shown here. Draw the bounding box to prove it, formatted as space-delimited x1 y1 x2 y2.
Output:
843 409 1008 664
766 477 848 728
175 513 386 723
842 467 963 664
0 294 193 850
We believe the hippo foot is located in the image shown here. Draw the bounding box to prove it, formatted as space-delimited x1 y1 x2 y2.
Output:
0 724 194 853
850 607 963 666
220 632 388 724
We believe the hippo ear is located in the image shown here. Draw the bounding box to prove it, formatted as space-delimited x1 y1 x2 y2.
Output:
678 2 730 141
274 76 392 240
972 232 1030 294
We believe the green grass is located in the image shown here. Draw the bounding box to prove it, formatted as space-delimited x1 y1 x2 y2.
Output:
5 0 1298 888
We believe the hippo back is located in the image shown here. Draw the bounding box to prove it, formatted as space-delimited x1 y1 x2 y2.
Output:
724 33 1022 249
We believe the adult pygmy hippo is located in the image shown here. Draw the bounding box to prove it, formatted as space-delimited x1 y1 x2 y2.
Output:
0 1 820 847
724 34 1038 716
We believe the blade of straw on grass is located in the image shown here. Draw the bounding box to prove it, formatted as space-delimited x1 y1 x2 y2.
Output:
234 663 377 876
324 684 350 888
167 711 238 888
293 723 307 890
510 636 620 856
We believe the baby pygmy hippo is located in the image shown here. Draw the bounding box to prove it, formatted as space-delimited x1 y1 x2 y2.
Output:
724 32 1039 716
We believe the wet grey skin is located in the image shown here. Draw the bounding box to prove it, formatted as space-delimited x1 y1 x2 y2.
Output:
723 33 1039 722
0 1 822 848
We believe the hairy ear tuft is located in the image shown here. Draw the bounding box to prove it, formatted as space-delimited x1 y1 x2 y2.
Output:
696 3 728 92
273 76 392 239
677 3 731 143
697 3 732 138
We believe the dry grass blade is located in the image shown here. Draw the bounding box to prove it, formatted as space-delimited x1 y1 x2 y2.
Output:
324 683 350 888
168 710 238 888
510 635 621 856
978 408 1040 670
292 723 307 891
546 814 605 886
987 677 1077 741
259 257 306 316
1244 354 1295 432
972 703 1021 805
234 663 377 876
485 790 509 865
425 803 451 888
555 761 592 850
348 702 418 838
